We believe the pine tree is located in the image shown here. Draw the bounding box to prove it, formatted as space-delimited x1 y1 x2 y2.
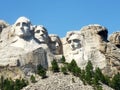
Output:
0 75 4 90
0 76 28 90
85 60 94 85
37 64 47 79
94 68 110 85
22 79 28 87
14 78 28 90
111 73 120 90
51 59 60 72
92 74 99 86
80 70 86 85
67 59 77 72
94 68 102 80
72 66 81 77
3 78 14 90
30 75 36 83
104 75 111 86
14 79 21 90
61 66 68 75
61 55 66 63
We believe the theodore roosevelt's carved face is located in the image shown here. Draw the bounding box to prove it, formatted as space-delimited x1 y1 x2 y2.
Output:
14 17 32 38
34 26 48 43
49 34 62 55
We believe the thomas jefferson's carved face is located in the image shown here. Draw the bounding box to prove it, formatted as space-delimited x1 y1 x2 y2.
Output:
49 35 62 55
34 26 48 43
14 17 31 38
67 34 81 50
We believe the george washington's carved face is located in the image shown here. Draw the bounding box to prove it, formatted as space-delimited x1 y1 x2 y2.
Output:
34 26 48 43
14 17 32 38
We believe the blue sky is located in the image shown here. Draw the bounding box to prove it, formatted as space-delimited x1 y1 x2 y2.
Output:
0 0 120 37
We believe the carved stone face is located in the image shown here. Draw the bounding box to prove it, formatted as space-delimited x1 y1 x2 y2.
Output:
14 17 32 38
0 25 2 33
34 26 48 43
67 34 81 50
49 34 62 55
0 20 9 33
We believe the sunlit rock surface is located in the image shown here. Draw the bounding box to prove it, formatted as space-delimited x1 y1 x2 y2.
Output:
62 24 120 76
0 17 120 77
0 17 52 75
109 32 120 48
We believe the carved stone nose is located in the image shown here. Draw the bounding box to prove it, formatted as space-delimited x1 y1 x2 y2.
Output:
20 24 23 29
20 27 23 29
55 43 59 47
40 31 44 35
71 40 74 45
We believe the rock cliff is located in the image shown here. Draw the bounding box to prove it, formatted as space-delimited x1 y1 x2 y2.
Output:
0 17 120 77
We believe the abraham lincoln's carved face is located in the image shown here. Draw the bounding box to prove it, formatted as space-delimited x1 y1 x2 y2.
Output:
67 34 81 50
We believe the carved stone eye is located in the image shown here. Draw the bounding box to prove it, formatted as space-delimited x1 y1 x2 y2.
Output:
68 40 71 44
16 22 28 27
51 42 56 45
68 39 80 44
35 30 40 33
16 23 20 26
41 30 45 34
22 22 28 26
73 39 80 43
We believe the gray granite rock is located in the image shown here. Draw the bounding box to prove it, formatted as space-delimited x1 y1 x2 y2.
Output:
22 72 113 90
109 32 120 48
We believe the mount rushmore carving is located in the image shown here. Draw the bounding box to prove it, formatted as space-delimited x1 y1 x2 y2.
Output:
0 16 120 76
